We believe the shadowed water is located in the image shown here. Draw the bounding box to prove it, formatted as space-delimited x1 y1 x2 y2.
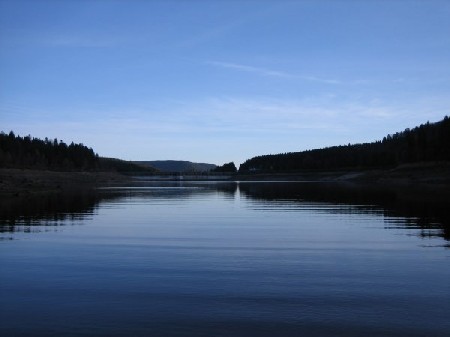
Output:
0 181 449 336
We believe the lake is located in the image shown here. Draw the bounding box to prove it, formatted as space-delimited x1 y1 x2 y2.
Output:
1 181 449 336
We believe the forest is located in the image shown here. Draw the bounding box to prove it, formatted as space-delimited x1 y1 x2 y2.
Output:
2 116 449 175
211 162 237 173
0 131 98 171
0 131 154 173
239 116 450 173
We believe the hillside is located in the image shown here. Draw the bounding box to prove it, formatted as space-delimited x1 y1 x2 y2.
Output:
239 116 450 173
98 158 158 175
135 160 216 173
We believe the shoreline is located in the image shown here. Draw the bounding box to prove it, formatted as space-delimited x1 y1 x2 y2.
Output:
1 162 449 195
235 163 450 186
133 162 450 186
0 168 132 196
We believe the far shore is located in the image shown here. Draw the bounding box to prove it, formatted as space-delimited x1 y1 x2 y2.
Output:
235 162 450 186
134 162 450 186
1 162 449 196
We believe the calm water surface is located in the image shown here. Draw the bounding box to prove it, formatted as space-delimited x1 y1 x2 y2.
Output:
1 181 449 336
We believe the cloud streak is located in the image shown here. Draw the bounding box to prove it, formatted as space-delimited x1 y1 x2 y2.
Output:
208 61 342 84
208 61 295 79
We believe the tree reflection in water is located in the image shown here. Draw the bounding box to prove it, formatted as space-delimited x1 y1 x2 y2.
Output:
1 181 449 244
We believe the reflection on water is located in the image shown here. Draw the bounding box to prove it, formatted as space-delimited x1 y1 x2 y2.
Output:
238 182 450 243
0 191 104 234
1 181 449 244
1 181 450 337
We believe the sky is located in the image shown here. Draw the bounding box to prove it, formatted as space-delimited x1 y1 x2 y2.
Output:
1 0 450 166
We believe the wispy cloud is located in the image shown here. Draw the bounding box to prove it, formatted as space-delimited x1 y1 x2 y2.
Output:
208 61 342 84
208 61 295 79
300 75 342 85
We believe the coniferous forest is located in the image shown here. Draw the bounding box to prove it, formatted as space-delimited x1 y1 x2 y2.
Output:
0 131 154 173
2 116 449 175
211 162 237 173
239 116 450 173
0 132 98 171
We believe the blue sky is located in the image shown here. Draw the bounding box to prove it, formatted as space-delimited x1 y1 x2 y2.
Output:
1 0 450 165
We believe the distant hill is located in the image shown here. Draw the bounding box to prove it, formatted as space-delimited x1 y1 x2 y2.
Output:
98 158 158 174
239 116 450 173
135 160 216 173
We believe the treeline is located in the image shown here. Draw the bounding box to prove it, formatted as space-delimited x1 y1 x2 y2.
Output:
0 131 98 171
211 162 237 173
239 116 450 172
99 157 157 174
0 131 155 174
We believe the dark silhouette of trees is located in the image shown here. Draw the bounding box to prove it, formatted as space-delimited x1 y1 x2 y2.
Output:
98 157 157 174
0 132 98 171
0 132 156 174
239 116 450 173
212 162 237 173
